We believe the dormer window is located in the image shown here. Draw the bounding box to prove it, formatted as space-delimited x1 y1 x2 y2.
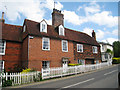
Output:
40 20 47 33
59 25 64 36
23 25 26 32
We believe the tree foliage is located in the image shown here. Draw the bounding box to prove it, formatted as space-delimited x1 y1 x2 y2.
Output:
113 41 120 57
106 49 113 55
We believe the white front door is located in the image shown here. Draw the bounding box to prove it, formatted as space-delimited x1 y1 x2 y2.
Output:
63 61 68 68
62 59 68 73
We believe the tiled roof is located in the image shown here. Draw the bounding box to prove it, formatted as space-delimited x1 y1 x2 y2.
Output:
1 19 100 46
25 19 99 46
1 23 22 42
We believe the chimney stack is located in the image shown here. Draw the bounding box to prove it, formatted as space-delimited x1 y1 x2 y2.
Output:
92 30 96 40
52 9 64 27
0 12 5 23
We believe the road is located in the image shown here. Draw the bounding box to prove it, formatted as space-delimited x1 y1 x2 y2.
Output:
13 65 118 89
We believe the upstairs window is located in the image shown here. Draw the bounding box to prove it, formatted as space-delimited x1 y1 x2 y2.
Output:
40 20 47 33
42 37 50 50
62 40 68 52
93 46 98 53
23 25 26 32
59 25 64 36
77 44 83 52
0 40 6 55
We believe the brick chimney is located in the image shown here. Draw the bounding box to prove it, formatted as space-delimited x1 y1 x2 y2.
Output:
52 9 64 27
92 30 96 40
0 12 5 23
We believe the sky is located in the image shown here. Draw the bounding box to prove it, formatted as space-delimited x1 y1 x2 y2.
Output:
0 0 119 45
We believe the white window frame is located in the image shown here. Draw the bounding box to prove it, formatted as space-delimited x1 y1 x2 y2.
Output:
62 40 68 52
59 25 64 36
23 25 26 32
42 61 50 69
40 20 47 33
0 40 6 55
42 37 50 51
78 59 85 65
96 60 99 64
92 46 98 53
77 44 83 52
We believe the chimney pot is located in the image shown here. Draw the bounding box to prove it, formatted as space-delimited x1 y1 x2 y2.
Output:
0 12 5 23
52 9 64 27
92 30 96 40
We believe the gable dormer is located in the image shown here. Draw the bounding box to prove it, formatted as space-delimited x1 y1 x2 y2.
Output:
59 25 65 36
40 20 47 33
23 25 26 32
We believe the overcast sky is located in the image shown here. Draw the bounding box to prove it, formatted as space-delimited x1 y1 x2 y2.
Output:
0 0 119 44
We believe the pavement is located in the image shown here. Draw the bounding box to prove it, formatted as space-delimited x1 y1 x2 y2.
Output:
3 64 118 89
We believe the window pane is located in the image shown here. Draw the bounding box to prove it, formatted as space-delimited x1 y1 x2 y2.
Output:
42 61 50 69
62 41 67 51
43 38 50 50
0 41 5 54
42 24 45 32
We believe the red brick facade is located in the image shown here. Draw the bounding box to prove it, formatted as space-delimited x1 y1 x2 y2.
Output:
0 9 102 72
74 42 101 64
2 41 22 72
28 36 74 71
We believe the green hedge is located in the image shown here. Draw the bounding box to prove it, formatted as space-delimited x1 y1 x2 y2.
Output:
112 57 120 64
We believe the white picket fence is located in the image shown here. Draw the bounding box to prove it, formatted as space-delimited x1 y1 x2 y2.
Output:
0 71 40 86
42 62 111 79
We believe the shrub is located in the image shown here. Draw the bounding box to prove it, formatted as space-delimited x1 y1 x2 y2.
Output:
68 63 82 66
2 78 13 87
112 57 120 64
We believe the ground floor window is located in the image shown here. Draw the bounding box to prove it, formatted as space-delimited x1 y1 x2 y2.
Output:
78 59 85 65
96 60 99 64
0 60 4 72
42 61 50 69
105 53 109 59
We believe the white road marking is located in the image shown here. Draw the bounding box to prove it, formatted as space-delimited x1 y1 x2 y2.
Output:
62 78 95 88
104 70 118 76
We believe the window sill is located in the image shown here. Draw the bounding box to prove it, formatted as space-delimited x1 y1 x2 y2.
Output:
77 51 83 53
42 49 50 51
0 53 5 55
62 50 68 52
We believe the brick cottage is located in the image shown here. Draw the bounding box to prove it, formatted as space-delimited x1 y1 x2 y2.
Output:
0 9 101 72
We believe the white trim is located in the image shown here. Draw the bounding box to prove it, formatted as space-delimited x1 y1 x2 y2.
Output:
23 25 26 32
62 40 68 52
92 46 98 53
42 37 50 51
77 44 83 52
59 25 65 36
0 40 6 55
40 20 47 33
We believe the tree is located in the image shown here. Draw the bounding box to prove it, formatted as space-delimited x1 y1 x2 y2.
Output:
106 49 113 55
113 41 120 57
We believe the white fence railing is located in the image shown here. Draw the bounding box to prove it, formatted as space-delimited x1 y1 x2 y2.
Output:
0 71 40 86
42 62 111 79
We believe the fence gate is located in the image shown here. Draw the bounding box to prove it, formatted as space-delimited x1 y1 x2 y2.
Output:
0 60 4 87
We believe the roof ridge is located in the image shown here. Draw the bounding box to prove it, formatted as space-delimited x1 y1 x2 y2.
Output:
25 19 39 23
4 23 22 27
65 27 92 38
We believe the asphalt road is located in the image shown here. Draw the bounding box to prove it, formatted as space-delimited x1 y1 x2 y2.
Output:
15 65 118 89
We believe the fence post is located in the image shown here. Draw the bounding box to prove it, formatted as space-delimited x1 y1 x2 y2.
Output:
61 67 63 77
6 72 8 81
41 68 43 80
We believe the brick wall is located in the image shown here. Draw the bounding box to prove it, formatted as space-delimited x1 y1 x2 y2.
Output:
73 42 101 64
28 36 74 71
21 37 29 69
2 41 22 72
